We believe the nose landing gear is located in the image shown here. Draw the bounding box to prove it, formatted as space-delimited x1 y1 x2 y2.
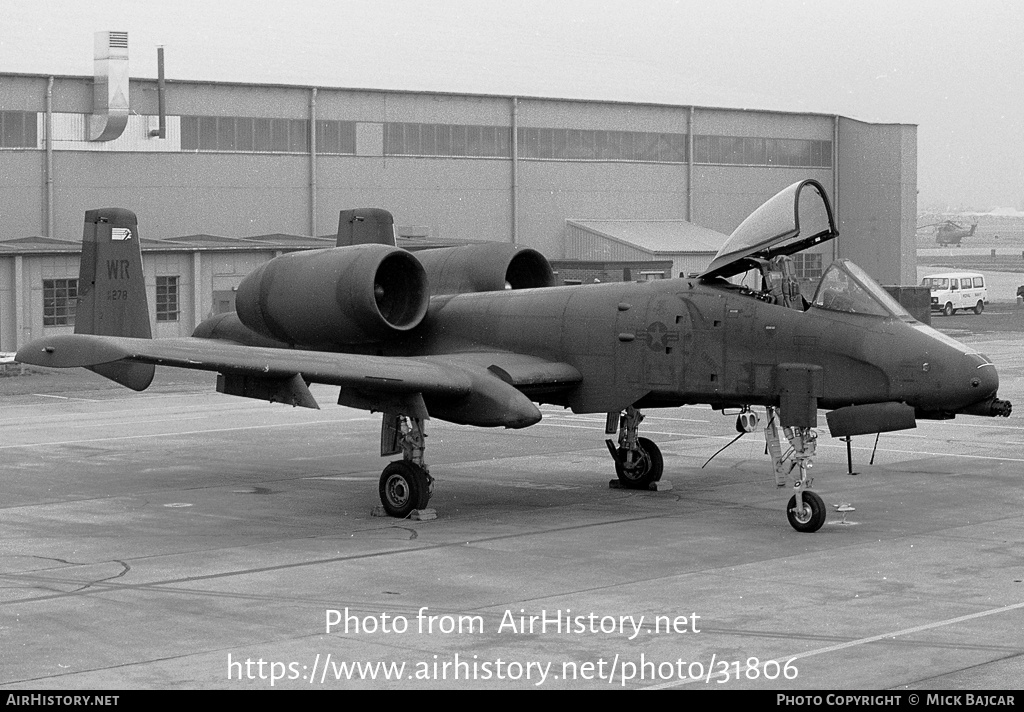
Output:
765 406 826 532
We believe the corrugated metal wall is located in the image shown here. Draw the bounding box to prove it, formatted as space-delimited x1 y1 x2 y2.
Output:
0 73 915 291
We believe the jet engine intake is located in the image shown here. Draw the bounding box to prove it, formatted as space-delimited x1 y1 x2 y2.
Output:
235 244 429 347
415 243 555 295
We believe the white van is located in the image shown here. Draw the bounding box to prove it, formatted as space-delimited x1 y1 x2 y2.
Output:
920 271 988 316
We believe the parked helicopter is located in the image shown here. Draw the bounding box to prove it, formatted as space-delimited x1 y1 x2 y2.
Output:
919 220 979 246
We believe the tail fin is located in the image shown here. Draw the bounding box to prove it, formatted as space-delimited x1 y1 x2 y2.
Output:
336 208 396 247
75 208 155 390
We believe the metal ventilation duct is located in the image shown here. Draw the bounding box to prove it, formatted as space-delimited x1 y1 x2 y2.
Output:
89 31 129 141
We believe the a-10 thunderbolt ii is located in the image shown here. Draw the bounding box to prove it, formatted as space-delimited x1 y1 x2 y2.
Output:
16 180 1012 532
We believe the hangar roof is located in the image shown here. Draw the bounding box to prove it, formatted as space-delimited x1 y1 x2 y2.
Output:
567 219 730 256
0 232 481 256
2 72 917 126
0 236 79 252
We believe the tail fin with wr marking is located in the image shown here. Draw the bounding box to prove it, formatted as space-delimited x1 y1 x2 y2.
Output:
75 208 155 390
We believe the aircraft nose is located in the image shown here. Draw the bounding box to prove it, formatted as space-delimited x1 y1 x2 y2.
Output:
956 356 1012 416
969 359 999 399
905 324 1008 415
949 352 997 407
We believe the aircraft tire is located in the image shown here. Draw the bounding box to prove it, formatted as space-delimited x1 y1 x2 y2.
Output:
943 303 954 317
974 301 984 315
379 461 431 518
786 491 826 533
614 437 664 489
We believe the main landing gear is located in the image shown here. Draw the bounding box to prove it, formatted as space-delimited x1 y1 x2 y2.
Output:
764 406 826 532
605 406 665 489
378 414 434 519
370 406 826 531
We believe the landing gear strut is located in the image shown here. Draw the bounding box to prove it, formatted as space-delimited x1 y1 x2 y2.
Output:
606 406 664 489
378 414 433 518
764 406 826 532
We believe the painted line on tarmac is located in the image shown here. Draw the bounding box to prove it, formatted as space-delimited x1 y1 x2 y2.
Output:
30 393 103 402
821 441 1024 464
536 421 706 439
0 417 378 450
537 420 1024 463
647 599 1024 689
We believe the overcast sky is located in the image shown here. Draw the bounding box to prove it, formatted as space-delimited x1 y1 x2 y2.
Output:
3 0 1022 210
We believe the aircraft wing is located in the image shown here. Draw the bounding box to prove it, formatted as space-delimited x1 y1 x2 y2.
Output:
16 334 580 428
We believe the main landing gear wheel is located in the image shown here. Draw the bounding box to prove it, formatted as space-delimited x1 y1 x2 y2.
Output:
379 461 431 518
615 436 664 489
787 490 826 533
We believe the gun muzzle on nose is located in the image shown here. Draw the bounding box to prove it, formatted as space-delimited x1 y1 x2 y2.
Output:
958 396 1012 418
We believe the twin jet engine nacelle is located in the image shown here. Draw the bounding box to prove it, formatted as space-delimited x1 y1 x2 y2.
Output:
415 243 555 295
234 241 556 349
236 243 429 348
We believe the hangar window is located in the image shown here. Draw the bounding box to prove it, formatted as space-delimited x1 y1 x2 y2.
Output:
744 137 766 164
517 127 688 163
466 125 482 156
694 135 832 168
42 279 77 327
790 253 823 281
769 139 810 167
271 119 292 152
156 276 179 322
383 122 512 158
181 116 330 154
216 117 236 150
1 111 38 149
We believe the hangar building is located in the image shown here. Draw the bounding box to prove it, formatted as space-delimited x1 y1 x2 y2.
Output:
0 46 916 351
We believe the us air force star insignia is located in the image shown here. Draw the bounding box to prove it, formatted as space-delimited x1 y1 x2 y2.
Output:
642 321 679 352
111 228 133 241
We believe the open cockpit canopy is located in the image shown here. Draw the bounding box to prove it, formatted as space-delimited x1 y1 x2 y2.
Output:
700 179 838 281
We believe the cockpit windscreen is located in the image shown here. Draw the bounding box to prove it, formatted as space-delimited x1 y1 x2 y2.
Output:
811 260 912 319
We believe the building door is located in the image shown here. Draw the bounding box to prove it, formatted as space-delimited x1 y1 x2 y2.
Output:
213 290 236 314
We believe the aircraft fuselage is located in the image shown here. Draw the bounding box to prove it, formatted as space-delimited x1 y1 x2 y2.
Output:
414 277 998 420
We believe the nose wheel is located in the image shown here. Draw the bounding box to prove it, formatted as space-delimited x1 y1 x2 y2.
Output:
787 490 825 533
765 406 827 532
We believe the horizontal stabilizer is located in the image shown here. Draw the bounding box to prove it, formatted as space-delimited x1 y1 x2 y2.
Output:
17 335 133 368
88 362 154 391
16 335 154 390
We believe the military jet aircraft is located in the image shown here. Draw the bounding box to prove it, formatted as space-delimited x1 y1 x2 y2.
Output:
16 180 1012 532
